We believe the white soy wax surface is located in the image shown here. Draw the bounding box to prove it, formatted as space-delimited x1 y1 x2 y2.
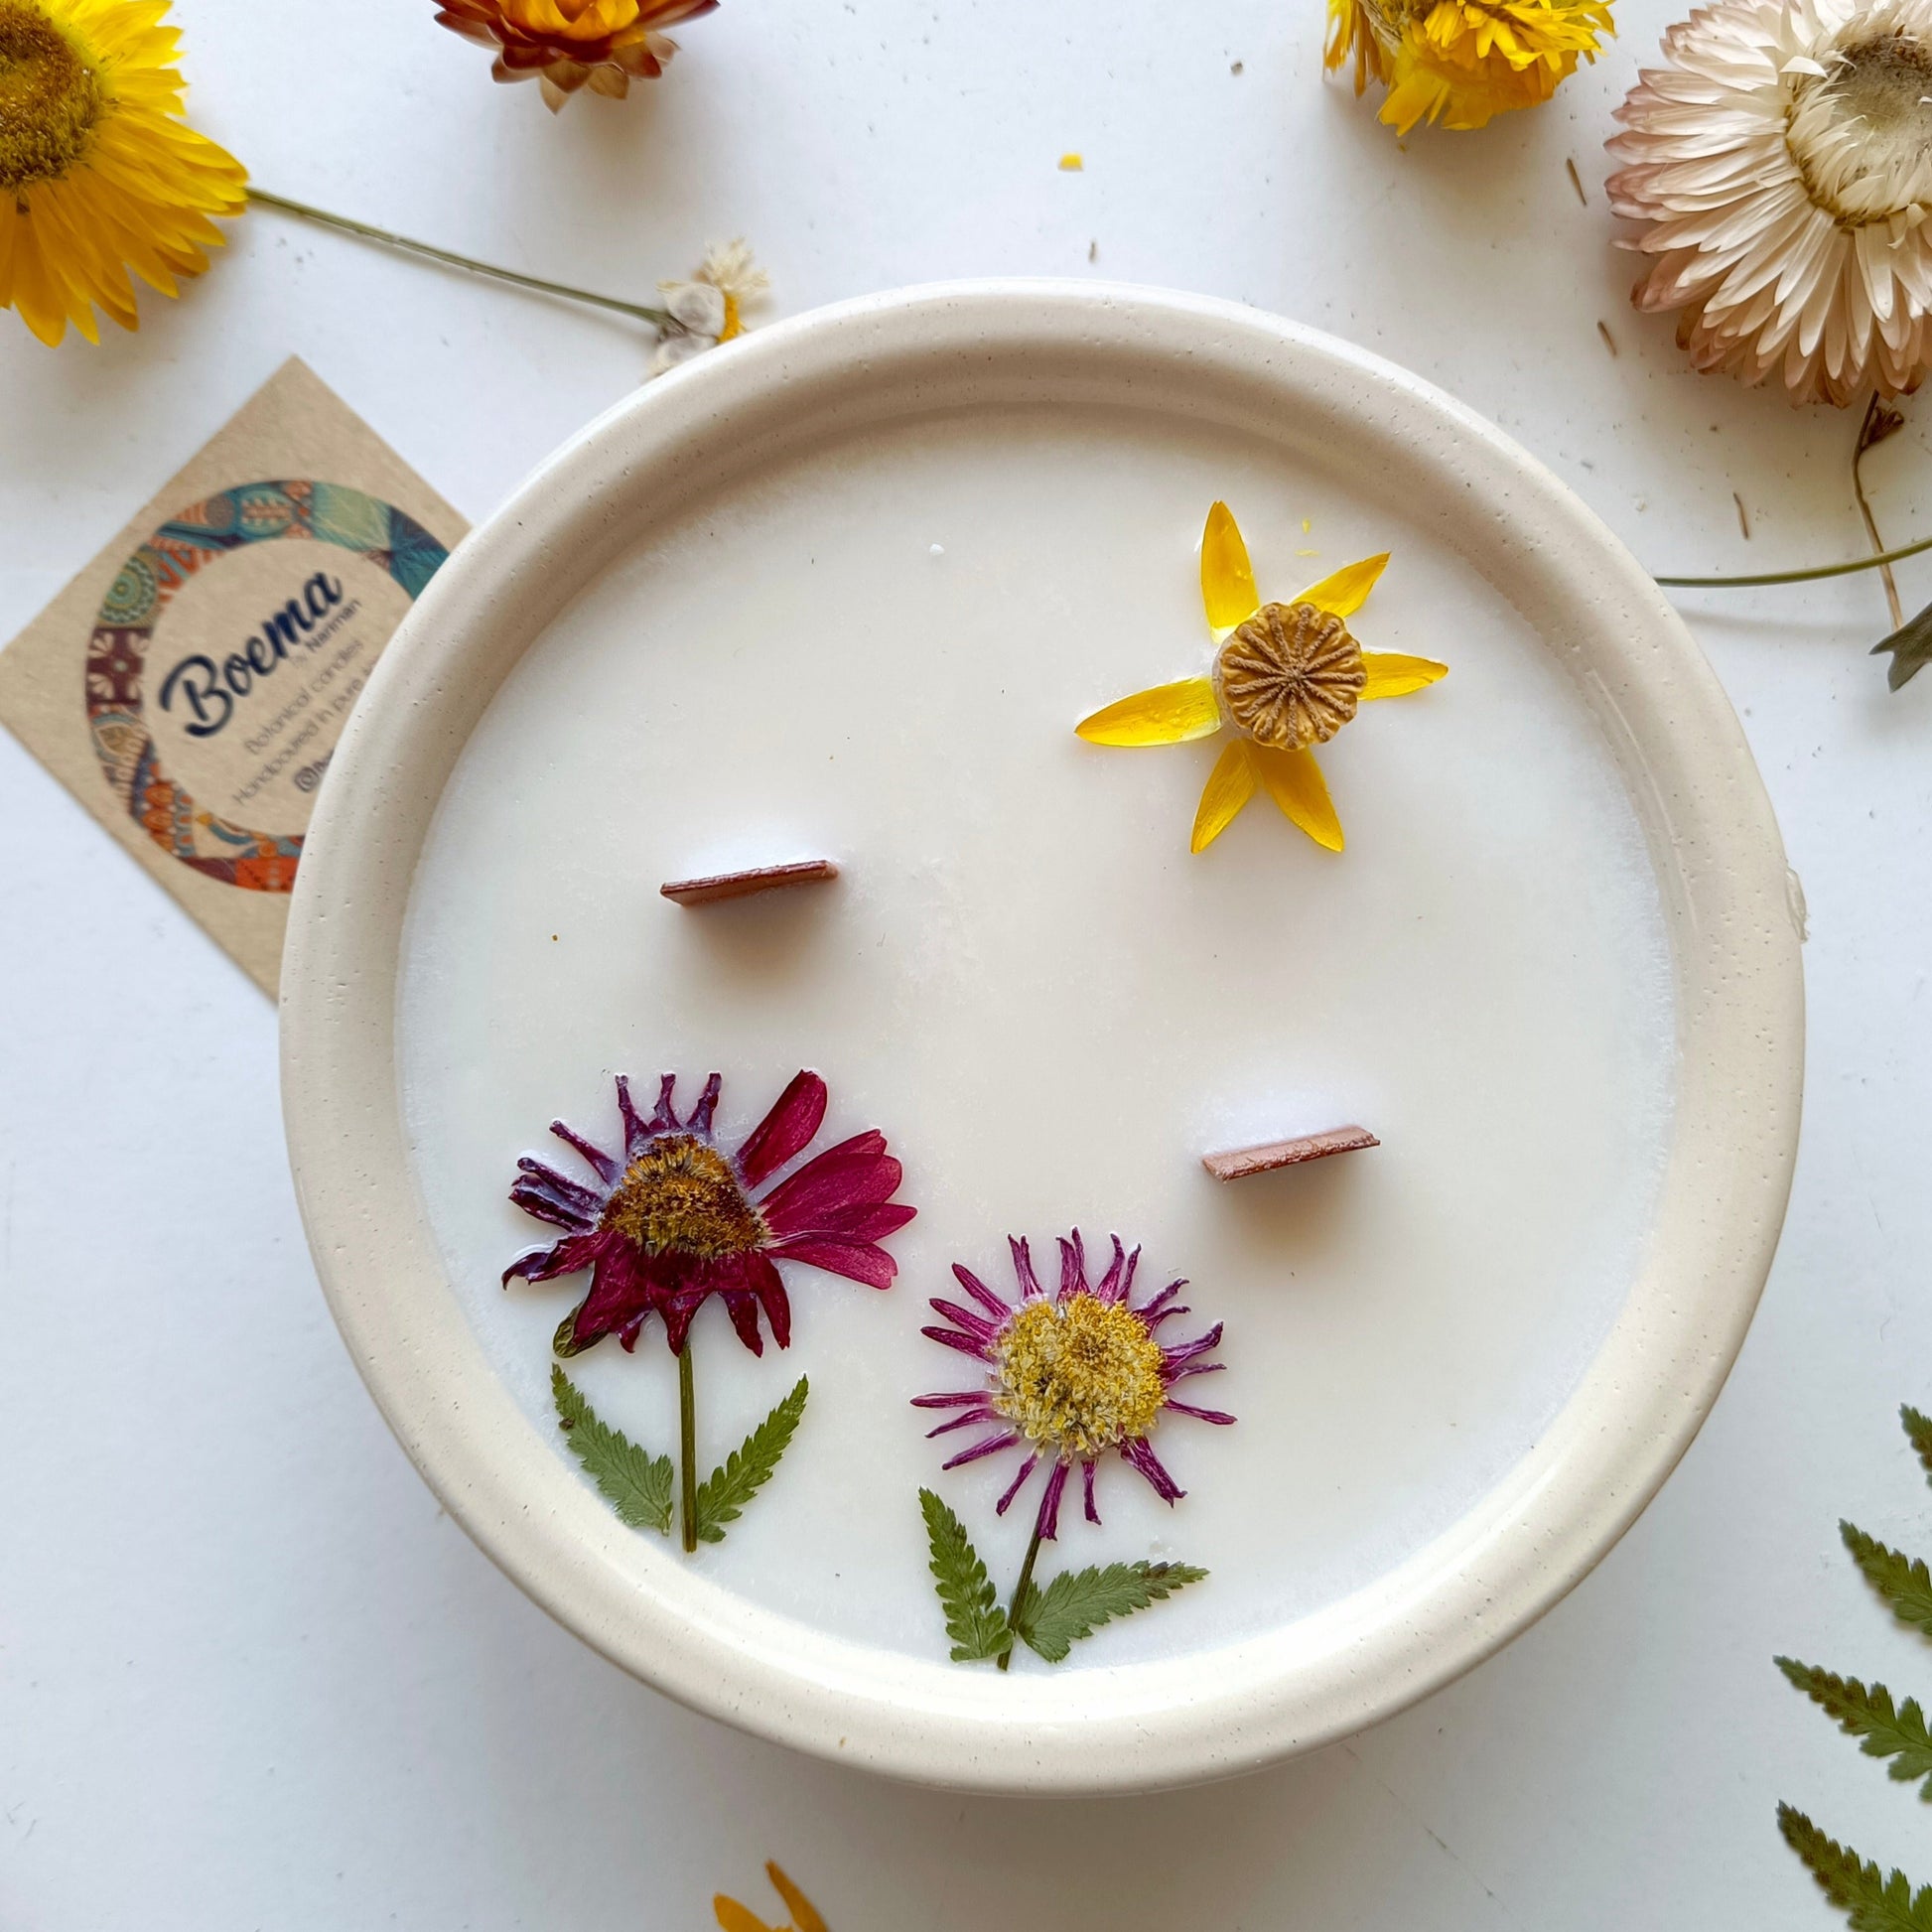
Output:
397 404 1674 1669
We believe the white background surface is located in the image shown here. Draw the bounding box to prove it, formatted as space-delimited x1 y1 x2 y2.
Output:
2 0 1930 1924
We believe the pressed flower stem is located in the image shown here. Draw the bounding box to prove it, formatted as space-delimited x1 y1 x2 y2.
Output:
245 187 673 328
998 1520 1046 1672
679 1340 699 1554
1654 530 1932 590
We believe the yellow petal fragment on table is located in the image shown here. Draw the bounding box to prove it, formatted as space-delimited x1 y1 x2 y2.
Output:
765 1865 828 1932
1251 743 1343 852
1201 500 1260 632
1190 739 1257 853
1294 552 1390 620
1360 651 1449 700
1076 676 1220 746
714 1899 776 1932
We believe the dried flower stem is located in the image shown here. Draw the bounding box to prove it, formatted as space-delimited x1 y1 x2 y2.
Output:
1655 531 1932 590
1664 399 1924 594
1854 394 1907 630
997 1520 1046 1672
246 187 672 328
679 1338 700 1553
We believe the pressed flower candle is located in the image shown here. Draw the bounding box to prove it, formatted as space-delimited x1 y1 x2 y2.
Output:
396 407 1676 1666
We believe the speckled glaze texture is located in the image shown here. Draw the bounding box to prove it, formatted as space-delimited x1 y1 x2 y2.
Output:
279 282 1804 1795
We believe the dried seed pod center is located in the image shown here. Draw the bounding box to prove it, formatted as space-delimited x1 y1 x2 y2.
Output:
1786 22 1932 224
0 2 102 193
1215 599 1366 751
601 1134 766 1260
992 1292 1169 1460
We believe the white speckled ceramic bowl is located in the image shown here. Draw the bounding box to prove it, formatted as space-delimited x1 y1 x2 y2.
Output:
280 282 1803 1794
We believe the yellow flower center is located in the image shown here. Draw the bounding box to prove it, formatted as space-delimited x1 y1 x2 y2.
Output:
502 0 639 42
991 1293 1168 1460
0 0 102 196
599 1134 766 1260
1215 599 1366 751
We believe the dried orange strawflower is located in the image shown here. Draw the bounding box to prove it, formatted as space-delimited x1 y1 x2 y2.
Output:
434 0 718 111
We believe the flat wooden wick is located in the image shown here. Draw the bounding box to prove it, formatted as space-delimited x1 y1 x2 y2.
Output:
1201 1126 1379 1181
659 859 840 906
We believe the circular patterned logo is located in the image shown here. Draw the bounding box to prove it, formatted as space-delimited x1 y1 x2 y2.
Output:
85 480 448 892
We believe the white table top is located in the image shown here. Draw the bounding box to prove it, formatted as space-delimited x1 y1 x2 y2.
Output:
4 0 1929 1923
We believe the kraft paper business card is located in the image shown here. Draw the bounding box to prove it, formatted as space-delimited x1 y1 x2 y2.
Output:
0 357 468 997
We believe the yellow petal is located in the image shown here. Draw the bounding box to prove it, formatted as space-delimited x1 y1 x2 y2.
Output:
1294 552 1390 620
1076 677 1220 746
1200 501 1260 632
1190 739 1256 852
766 1866 827 1932
1251 744 1344 851
714 1899 775 1932
1360 650 1448 699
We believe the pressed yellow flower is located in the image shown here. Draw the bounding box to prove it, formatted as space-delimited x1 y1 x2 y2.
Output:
0 0 246 345
715 1863 826 1932
1076 502 1446 855
1325 0 1613 133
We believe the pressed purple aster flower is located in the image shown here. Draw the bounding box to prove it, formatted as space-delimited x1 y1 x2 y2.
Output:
915 1230 1233 1546
505 1069 914 1358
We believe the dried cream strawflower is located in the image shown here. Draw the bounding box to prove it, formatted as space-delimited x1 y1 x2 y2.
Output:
1326 0 1613 133
1607 0 1932 405
650 238 767 375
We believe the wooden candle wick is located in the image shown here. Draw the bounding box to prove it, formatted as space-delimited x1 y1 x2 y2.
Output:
1201 1126 1379 1181
659 860 840 906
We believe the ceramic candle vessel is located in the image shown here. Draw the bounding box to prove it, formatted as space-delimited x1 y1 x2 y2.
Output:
280 282 1803 1794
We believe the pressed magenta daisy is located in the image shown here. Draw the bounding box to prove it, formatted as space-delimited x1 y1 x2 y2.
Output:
918 1230 1232 1537
914 1232 1227 1666
506 1068 912 1357
511 1069 913 1554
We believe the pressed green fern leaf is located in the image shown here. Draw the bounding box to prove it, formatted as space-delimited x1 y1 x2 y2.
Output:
1903 1408 1932 1491
551 1365 673 1534
1779 1804 1932 1930
1843 1522 1932 1640
1013 1562 1209 1663
917 1488 1010 1662
1778 1659 1932 1799
693 1377 808 1545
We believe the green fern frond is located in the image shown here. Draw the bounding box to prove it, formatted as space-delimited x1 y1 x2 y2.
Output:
551 1365 672 1534
1903 1408 1932 1491
1778 1659 1932 1799
1012 1561 1208 1662
1843 1523 1932 1640
1779 1804 1932 1930
917 1489 1010 1662
693 1377 808 1544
